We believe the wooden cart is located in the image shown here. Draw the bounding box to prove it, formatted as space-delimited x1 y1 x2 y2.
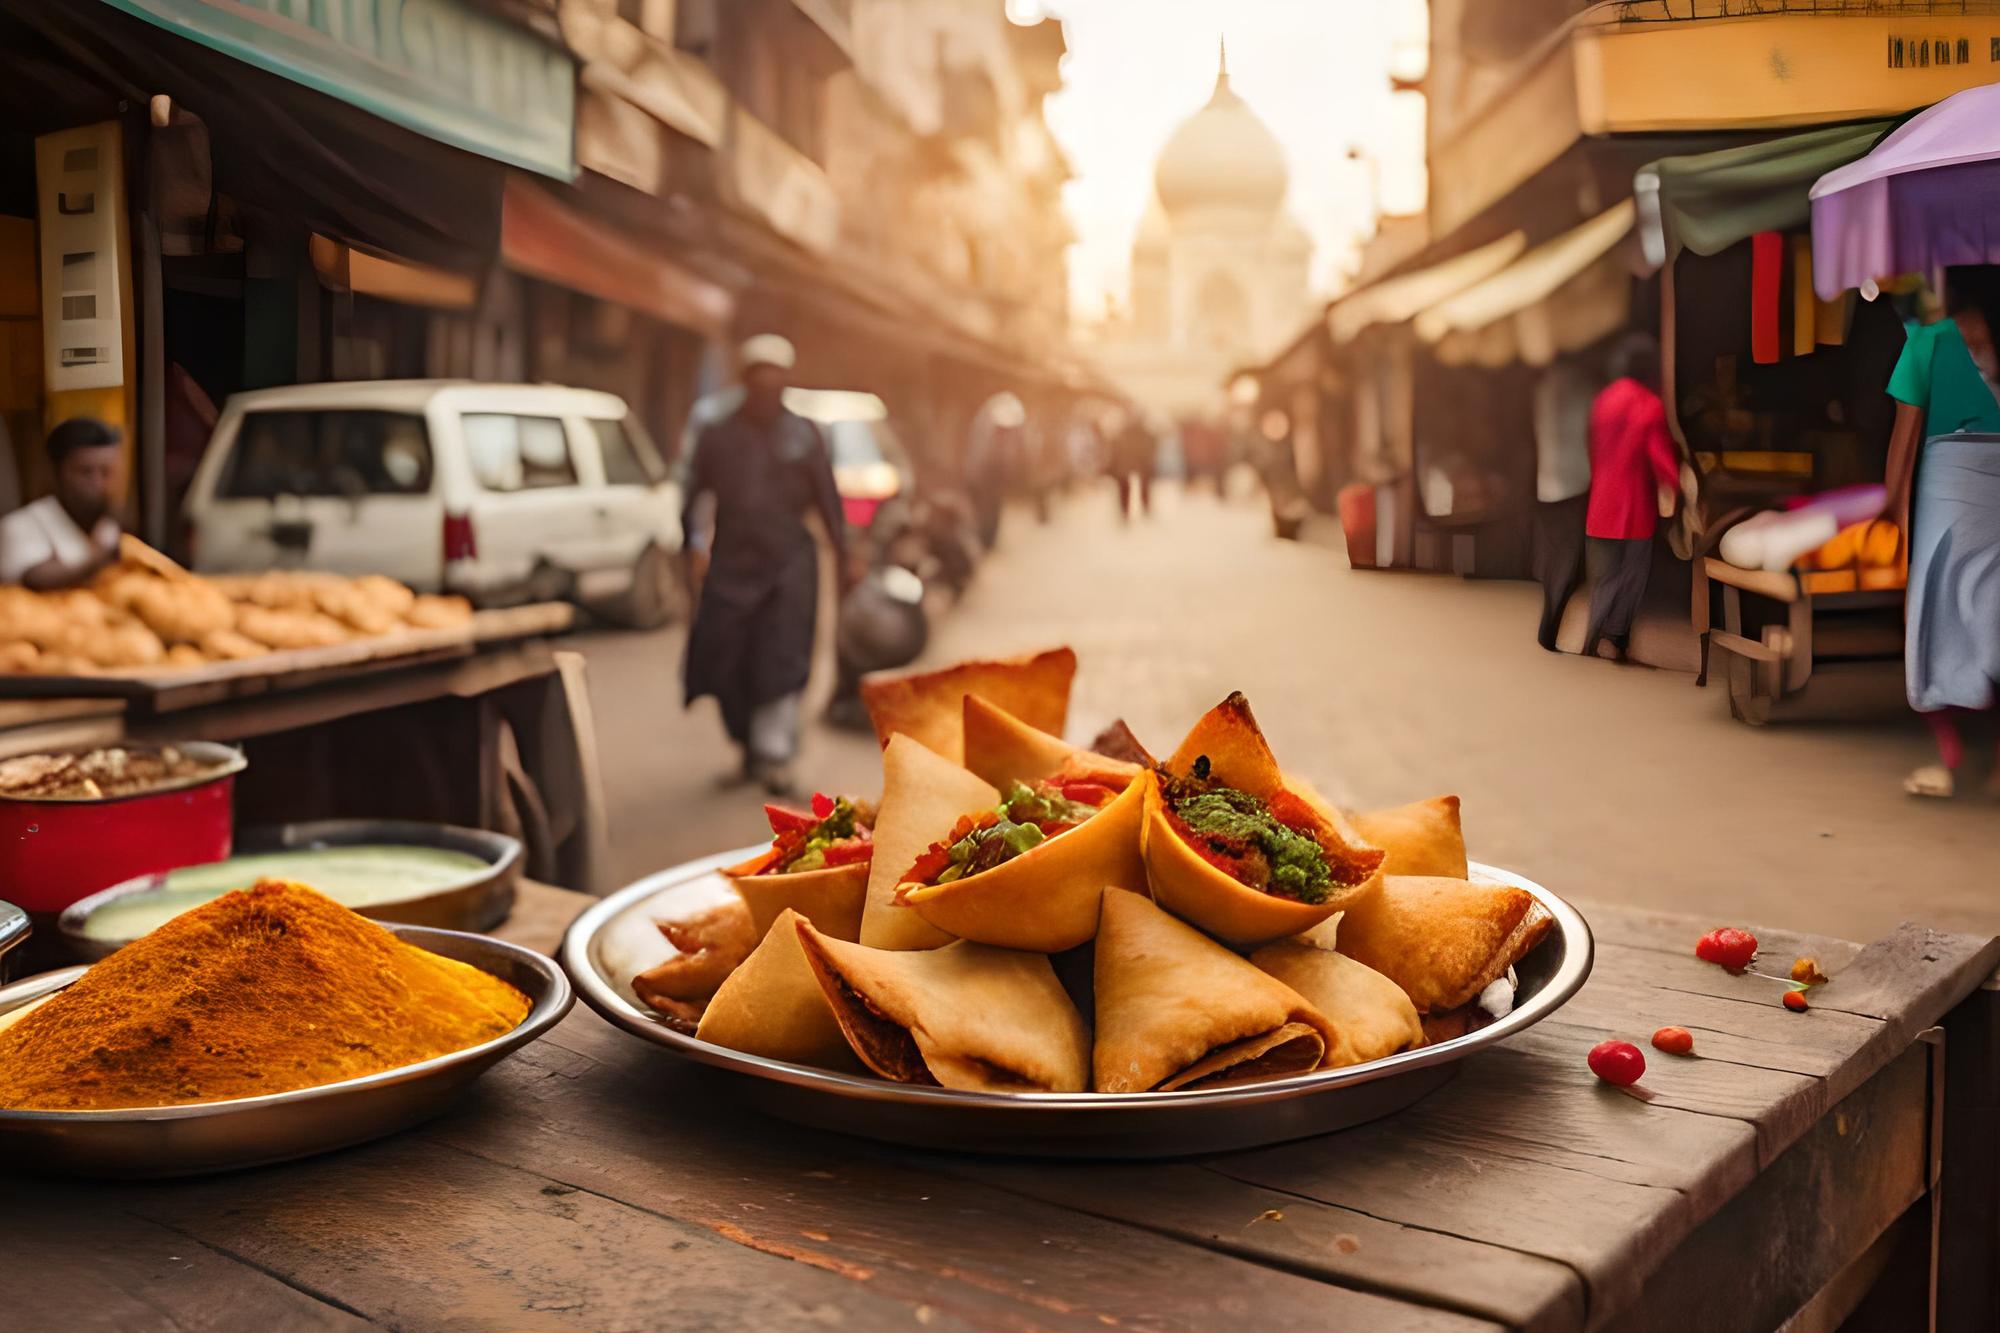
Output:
1695 557 1907 725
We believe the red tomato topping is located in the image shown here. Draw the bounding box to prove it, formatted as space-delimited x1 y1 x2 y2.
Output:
1783 990 1810 1013
811 791 835 820
821 837 872 868
1651 1027 1694 1056
1587 1039 1645 1086
1056 779 1120 808
1695 927 1758 972
763 803 818 837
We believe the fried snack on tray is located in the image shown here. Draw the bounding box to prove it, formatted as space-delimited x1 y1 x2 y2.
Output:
405 593 474 630
1350 796 1469 879
859 646 1076 762
200 627 270 661
694 908 862 1072
312 581 400 636
1141 693 1385 946
235 605 349 651
163 643 207 669
1250 943 1425 1069
893 756 1146 953
131 578 236 644
1093 891 1337 1093
353 573 417 618
793 916 1089 1092
857 735 998 950
724 795 873 942
959 694 1142 791
1335 875 1553 1014
0 642 38 673
631 899 761 1027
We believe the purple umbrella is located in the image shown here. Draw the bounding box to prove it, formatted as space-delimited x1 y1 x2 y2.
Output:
1810 83 2000 300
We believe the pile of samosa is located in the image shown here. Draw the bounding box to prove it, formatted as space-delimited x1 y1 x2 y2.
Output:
634 646 1554 1095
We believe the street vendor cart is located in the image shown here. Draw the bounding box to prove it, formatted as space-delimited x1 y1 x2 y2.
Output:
0 604 608 894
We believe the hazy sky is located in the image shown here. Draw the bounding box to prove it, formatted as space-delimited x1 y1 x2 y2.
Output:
1028 0 1429 324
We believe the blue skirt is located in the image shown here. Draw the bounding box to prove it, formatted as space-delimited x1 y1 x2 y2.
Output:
1908 435 2000 712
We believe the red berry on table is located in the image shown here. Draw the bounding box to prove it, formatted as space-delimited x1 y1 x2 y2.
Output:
811 791 835 820
1588 1039 1646 1086
1695 927 1758 971
1783 990 1810 1013
1651 1026 1694 1056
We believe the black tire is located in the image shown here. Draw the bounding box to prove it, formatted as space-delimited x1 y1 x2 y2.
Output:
601 543 682 630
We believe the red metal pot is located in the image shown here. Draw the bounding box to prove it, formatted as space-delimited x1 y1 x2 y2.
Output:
0 743 245 914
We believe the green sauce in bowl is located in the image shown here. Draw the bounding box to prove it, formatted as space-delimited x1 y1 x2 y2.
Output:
82 845 492 942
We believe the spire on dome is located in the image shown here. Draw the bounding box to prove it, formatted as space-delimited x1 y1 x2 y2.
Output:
1216 35 1229 90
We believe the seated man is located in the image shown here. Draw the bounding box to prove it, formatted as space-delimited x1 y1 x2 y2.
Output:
0 417 125 589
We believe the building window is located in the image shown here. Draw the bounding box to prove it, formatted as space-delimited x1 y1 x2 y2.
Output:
1957 38 1970 65
1888 36 1904 69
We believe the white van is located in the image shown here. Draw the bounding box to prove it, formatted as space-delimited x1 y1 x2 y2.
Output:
183 381 682 626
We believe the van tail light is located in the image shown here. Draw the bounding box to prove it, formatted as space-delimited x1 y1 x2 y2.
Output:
443 512 477 563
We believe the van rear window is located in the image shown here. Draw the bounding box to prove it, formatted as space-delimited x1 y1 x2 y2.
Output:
218 410 433 499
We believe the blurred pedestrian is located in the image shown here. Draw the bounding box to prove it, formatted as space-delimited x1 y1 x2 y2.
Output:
680 335 849 795
0 417 124 589
1108 413 1155 521
1582 335 1678 661
1531 356 1596 650
966 392 1026 549
1887 269 2000 798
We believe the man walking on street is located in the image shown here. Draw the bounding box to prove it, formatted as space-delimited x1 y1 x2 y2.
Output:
1582 335 1679 661
681 335 848 794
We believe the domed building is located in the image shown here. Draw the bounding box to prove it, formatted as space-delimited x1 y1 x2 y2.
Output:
1101 45 1315 419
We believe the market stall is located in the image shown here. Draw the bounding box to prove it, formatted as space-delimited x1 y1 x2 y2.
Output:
0 560 609 943
1635 123 1911 721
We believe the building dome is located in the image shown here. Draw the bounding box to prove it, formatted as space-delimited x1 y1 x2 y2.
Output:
1153 48 1289 220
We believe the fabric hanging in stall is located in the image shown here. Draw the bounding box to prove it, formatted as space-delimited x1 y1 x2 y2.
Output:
1750 231 1783 365
1790 236 1816 358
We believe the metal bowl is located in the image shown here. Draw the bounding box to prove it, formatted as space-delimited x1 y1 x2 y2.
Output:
0 925 572 1178
562 850 1594 1159
0 899 27 984
57 820 524 961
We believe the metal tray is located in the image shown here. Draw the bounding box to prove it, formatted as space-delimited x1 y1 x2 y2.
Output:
56 819 524 960
0 925 572 1178
562 850 1594 1159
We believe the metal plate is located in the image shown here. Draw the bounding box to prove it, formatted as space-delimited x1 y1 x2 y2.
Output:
562 850 1594 1159
56 819 525 961
0 926 573 1178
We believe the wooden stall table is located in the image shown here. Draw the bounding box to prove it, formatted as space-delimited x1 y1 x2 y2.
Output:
6 882 1997 1333
0 607 610 895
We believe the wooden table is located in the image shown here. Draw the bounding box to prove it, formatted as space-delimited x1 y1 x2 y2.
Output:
7 884 1998 1333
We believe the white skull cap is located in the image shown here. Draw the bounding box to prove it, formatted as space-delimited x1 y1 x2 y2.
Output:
739 333 797 371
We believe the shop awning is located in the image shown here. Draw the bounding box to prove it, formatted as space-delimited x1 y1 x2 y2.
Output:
1635 120 1893 266
96 0 576 179
1326 232 1527 345
502 177 735 337
1415 200 1636 346
1811 83 2000 299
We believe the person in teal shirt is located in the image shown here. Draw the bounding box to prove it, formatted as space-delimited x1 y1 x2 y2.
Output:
1886 271 2000 798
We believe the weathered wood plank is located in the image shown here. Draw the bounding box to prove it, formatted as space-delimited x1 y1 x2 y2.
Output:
118 1135 979 1333
1597 1045 1932 1333
948 1159 1586 1333
415 1017 1500 1332
0 1195 370 1331
1577 901 1863 976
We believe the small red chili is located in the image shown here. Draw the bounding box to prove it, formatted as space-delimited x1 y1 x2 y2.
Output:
1783 990 1810 1013
1696 927 1759 971
1588 1039 1646 1086
1651 1026 1694 1056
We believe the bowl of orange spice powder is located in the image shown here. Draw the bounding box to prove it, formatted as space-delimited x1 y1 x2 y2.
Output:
0 879 571 1177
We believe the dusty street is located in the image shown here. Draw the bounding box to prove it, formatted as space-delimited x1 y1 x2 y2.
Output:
578 483 1998 945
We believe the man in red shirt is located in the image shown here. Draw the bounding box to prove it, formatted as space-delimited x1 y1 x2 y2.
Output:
1582 336 1680 660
